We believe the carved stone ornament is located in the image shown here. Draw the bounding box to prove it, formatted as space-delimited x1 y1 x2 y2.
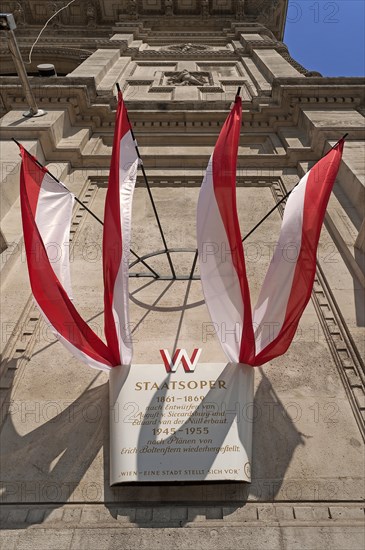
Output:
165 0 174 16
127 0 138 18
236 0 245 19
48 2 63 27
164 43 210 53
166 70 208 86
13 2 25 27
86 2 96 28
201 0 209 19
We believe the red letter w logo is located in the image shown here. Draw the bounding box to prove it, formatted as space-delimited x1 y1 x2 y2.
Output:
160 348 202 373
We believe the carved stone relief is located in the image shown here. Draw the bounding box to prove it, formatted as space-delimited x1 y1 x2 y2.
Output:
121 60 256 99
165 0 174 15
13 2 25 26
164 43 210 53
86 2 96 27
127 0 139 18
201 0 209 18
165 69 208 86
48 2 63 27
236 0 245 19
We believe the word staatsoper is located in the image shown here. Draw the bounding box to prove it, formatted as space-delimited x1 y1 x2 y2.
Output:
134 379 227 391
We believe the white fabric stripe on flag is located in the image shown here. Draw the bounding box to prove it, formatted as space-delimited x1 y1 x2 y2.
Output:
252 171 310 354
111 130 138 366
35 172 74 299
197 156 244 363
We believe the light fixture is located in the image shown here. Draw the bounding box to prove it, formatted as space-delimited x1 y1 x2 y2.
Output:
0 13 16 30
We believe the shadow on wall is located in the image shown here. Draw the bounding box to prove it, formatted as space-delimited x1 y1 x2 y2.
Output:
1 273 305 527
353 246 365 327
104 367 305 527
0 364 305 529
0 379 108 525
250 369 306 500
332 178 365 327
1 271 306 529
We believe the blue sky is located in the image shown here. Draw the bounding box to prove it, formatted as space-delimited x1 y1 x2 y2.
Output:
284 0 365 76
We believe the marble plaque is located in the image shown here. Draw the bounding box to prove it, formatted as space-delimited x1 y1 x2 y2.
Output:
109 360 254 484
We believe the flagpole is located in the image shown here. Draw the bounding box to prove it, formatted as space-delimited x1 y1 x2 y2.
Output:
12 138 160 279
116 83 177 279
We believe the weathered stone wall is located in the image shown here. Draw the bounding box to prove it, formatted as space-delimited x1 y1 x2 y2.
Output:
0 7 364 549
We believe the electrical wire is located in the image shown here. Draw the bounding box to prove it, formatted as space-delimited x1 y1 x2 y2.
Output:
26 0 77 65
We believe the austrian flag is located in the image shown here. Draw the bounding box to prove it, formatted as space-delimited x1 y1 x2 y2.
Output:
197 96 253 365
250 140 344 365
19 147 115 371
197 96 344 366
103 89 139 367
19 91 138 371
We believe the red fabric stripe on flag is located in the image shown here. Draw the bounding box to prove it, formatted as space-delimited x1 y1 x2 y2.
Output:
20 147 115 368
252 140 344 365
20 149 45 216
212 96 254 363
102 90 132 365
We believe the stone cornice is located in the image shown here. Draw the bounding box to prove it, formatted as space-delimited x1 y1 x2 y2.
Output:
8 0 288 40
1 76 364 123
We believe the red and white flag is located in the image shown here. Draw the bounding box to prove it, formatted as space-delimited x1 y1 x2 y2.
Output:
197 97 344 366
19 91 138 371
20 146 115 371
196 96 254 364
250 139 344 365
103 90 139 367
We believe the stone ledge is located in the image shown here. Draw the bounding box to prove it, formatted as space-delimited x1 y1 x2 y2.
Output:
1 524 365 550
1 503 363 529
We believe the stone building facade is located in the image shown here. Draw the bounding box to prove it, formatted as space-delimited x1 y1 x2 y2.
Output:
0 1 364 548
